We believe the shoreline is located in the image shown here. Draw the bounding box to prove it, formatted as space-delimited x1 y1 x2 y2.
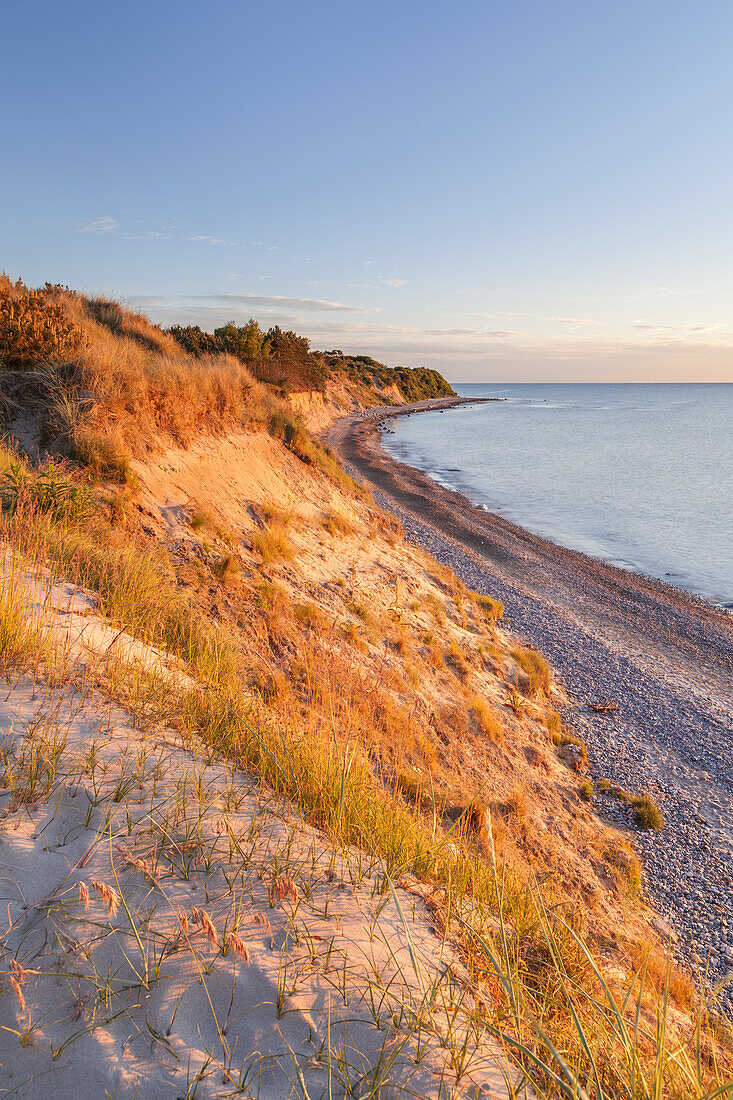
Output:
327 400 733 1000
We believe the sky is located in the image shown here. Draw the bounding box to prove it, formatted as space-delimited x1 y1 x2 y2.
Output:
2 0 733 382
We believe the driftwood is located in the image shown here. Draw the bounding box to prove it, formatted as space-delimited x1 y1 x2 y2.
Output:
588 699 619 714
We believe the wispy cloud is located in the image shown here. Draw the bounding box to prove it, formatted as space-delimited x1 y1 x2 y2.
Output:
77 216 119 234
634 320 723 336
384 277 408 287
464 310 601 328
188 292 368 313
73 216 277 251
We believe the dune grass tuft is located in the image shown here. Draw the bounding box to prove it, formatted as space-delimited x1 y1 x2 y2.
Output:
470 695 505 745
512 645 551 696
251 523 293 566
632 793 665 831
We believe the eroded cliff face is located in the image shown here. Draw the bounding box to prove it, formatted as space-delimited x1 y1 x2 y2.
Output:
128 427 649 927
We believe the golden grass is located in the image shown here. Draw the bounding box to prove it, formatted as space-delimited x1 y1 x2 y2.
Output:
215 552 240 585
250 523 293 566
470 695 506 745
474 592 504 621
0 555 52 676
0 426 729 1095
446 639 470 680
190 507 214 532
323 509 355 537
632 793 665 831
2 590 729 1093
512 645 551 696
293 601 325 630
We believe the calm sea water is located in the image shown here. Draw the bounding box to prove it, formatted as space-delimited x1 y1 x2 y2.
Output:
382 384 733 607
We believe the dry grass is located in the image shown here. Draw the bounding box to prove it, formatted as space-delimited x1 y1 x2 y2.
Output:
215 552 241 585
512 645 551 696
470 695 505 745
0 555 52 675
0 321 729 1094
250 523 293 566
323 509 355 537
446 639 470 680
579 778 594 801
190 507 214 532
0 283 326 482
293 601 326 630
0 526 729 1097
474 592 504 622
632 793 665 831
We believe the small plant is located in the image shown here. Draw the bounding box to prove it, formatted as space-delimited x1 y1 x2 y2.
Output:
1 718 66 807
347 598 378 632
579 778 593 801
216 553 240 584
505 690 526 715
268 409 313 461
446 640 469 680
293 602 324 630
68 434 135 484
597 777 630 801
632 793 665 831
255 580 290 614
340 620 366 652
394 769 441 810
546 711 588 768
323 510 355 537
190 507 214 532
502 787 528 819
600 840 643 897
251 523 293 566
474 593 504 621
511 645 551 696
1 459 92 522
469 696 505 745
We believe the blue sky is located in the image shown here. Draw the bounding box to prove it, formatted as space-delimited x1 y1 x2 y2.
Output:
3 0 732 381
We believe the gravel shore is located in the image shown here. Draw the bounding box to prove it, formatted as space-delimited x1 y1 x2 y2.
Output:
328 399 733 1006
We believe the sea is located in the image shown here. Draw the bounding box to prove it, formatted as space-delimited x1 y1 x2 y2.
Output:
381 383 733 608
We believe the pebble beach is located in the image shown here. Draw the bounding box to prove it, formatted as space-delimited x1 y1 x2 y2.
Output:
329 399 733 1008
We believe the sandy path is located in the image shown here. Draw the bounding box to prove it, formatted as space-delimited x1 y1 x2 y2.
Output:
328 402 733 1004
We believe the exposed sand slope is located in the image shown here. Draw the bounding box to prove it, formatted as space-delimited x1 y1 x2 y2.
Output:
0 556 515 1098
129 430 672 960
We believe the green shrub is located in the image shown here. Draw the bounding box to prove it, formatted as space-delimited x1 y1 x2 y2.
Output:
0 276 84 368
0 458 92 522
334 353 454 401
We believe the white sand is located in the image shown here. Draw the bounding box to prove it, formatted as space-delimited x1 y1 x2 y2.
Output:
0 554 518 1097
